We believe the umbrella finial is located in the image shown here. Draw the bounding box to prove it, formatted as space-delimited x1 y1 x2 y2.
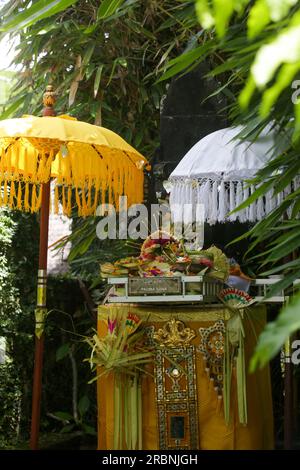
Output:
42 85 56 116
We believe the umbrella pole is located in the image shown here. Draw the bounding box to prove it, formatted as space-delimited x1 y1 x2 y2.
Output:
30 181 51 450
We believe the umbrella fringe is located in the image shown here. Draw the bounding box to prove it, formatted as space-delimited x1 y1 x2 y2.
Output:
169 177 297 225
0 141 146 215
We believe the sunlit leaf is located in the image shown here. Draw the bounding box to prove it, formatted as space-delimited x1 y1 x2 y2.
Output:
0 0 79 33
260 63 300 117
266 0 298 22
97 0 125 20
248 0 270 39
251 21 300 88
94 65 104 98
250 291 300 370
195 0 215 29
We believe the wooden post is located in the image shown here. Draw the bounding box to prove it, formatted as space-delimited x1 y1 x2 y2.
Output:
30 181 50 450
30 86 56 450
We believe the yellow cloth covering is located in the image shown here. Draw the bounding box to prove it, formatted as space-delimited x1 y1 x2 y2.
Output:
97 304 274 450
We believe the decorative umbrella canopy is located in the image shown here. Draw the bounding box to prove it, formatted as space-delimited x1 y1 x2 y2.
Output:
168 126 294 225
0 86 149 450
0 114 148 216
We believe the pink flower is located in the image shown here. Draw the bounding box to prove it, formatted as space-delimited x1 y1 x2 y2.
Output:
107 318 117 334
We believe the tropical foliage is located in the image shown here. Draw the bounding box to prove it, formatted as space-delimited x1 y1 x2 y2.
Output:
188 0 300 368
1 0 300 369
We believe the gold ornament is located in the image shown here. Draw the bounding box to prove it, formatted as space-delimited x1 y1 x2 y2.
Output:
153 319 196 348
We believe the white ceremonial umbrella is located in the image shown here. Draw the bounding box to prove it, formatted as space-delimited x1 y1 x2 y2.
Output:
168 126 294 225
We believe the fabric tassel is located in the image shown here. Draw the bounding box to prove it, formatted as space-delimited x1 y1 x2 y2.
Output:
17 182 23 210
203 180 212 221
31 184 37 212
81 189 87 216
75 188 82 216
24 183 30 212
248 185 256 222
256 195 265 220
54 185 59 214
218 181 228 222
67 186 72 216
229 181 237 222
236 181 243 222
36 185 42 210
241 183 249 223
9 181 16 208
87 182 92 212
62 186 66 215
3 180 8 205
209 181 218 225
92 182 100 214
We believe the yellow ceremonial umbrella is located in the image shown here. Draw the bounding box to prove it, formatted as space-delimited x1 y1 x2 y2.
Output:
0 86 149 449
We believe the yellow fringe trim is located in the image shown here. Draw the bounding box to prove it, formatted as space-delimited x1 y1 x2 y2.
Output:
24 183 30 212
54 185 59 214
9 181 16 209
17 182 22 210
0 138 147 215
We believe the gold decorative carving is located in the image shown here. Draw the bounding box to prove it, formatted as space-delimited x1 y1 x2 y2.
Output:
43 85 57 116
153 320 196 347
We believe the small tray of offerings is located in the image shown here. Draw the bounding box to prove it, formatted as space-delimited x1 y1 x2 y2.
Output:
100 232 228 304
106 275 223 303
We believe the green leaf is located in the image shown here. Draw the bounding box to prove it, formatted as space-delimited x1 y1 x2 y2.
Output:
158 43 214 82
250 291 300 370
82 424 97 436
266 0 298 22
248 0 270 39
94 65 104 98
264 231 300 262
262 258 300 276
239 76 256 109
53 411 73 421
260 63 300 118
97 0 124 20
251 23 300 88
264 268 300 299
56 343 70 361
195 0 215 28
213 0 234 38
60 423 75 433
0 0 79 33
82 44 95 67
78 395 90 417
0 96 25 120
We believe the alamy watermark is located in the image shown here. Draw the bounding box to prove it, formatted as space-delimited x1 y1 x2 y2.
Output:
95 196 204 247
291 80 300 104
287 340 300 365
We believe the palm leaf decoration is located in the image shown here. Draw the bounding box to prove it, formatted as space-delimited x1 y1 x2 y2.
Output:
85 312 153 450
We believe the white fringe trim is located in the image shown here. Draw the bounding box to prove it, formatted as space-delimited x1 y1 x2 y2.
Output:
169 177 298 225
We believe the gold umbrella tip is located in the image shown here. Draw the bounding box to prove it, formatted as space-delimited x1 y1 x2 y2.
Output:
43 85 57 116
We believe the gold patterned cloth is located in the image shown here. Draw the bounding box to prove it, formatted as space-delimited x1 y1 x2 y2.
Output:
97 304 274 450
